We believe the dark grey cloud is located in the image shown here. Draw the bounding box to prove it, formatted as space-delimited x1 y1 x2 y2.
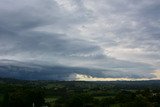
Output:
0 59 156 80
0 0 159 80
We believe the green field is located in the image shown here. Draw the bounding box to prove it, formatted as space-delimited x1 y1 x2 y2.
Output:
0 78 160 107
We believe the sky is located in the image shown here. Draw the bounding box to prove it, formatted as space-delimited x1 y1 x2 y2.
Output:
0 0 160 80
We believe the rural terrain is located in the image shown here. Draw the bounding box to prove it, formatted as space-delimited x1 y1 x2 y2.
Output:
0 78 160 107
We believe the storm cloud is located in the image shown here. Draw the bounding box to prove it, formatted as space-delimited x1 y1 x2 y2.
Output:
0 0 160 80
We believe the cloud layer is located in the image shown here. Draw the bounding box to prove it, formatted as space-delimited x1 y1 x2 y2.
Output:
0 0 160 80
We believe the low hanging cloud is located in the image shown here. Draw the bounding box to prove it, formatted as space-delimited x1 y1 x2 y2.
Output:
0 0 160 80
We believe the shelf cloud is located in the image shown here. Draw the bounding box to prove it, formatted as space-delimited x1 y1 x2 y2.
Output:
0 0 160 80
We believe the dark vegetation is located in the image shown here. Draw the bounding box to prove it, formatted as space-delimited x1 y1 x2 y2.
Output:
0 78 160 107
